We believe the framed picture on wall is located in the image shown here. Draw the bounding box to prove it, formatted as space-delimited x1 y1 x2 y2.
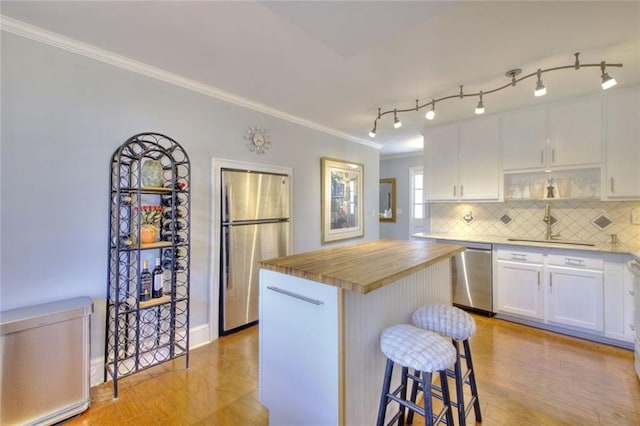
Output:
321 157 364 243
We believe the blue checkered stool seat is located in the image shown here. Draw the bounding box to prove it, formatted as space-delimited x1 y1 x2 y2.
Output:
411 304 482 425
377 324 456 426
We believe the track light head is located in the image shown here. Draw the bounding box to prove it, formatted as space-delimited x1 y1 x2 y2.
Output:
393 110 402 128
475 92 485 114
600 61 617 90
425 101 436 120
534 69 547 97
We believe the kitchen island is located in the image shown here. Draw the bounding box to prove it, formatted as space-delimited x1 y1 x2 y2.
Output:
257 239 464 426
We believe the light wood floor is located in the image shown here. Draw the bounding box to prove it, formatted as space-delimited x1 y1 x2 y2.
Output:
64 315 640 425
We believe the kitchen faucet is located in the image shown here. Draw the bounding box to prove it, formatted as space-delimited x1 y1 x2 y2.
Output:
542 203 560 240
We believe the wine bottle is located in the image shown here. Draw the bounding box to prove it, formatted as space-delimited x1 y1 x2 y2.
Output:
152 257 163 298
139 259 152 302
161 195 186 207
162 207 186 219
163 219 187 231
161 232 185 243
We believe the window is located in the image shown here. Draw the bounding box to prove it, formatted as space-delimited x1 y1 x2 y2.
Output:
410 167 424 234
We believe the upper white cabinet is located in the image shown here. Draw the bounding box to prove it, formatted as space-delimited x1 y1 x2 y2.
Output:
424 123 459 201
502 94 602 171
424 116 501 201
502 105 547 171
549 95 602 167
459 116 501 200
603 86 640 199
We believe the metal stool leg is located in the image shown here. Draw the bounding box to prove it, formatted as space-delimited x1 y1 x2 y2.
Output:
453 340 467 426
377 358 395 426
464 339 482 423
439 369 454 426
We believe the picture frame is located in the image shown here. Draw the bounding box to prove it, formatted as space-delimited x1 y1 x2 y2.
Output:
321 157 364 243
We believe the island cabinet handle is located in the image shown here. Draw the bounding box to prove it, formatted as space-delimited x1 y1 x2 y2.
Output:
610 177 615 193
266 286 324 306
631 324 636 331
511 253 527 261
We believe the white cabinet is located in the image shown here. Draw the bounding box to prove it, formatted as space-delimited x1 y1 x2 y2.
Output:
259 269 340 426
549 95 602 167
424 117 500 201
459 116 501 200
424 123 459 201
603 254 635 343
603 86 640 199
547 265 603 332
495 246 610 336
502 94 602 172
495 248 544 319
502 105 547 171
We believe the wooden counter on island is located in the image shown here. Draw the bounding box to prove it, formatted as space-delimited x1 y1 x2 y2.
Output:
258 239 464 426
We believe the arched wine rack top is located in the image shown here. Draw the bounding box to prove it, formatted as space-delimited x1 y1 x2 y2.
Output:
111 132 190 165
110 132 190 191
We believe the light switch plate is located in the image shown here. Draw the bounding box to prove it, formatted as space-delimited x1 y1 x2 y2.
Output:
631 208 640 225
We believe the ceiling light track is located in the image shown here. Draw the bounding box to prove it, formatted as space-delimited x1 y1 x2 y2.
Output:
368 52 622 137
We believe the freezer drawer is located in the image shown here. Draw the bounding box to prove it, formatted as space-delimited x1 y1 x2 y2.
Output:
1 297 93 426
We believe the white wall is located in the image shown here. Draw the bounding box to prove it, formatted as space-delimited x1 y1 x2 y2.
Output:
0 33 380 378
379 154 424 240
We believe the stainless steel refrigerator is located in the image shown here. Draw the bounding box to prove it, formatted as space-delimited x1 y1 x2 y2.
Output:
220 169 290 335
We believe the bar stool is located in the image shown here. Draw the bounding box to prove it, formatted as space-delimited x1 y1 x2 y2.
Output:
377 324 456 426
411 304 482 426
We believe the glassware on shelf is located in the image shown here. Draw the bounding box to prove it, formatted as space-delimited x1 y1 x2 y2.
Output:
529 180 545 199
555 178 572 198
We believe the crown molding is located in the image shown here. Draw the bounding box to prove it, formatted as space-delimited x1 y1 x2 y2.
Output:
0 15 382 150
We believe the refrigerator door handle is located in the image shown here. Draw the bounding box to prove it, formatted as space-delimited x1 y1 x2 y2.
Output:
223 226 232 290
223 183 232 223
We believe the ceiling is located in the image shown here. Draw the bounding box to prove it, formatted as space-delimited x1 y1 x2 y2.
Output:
2 1 639 156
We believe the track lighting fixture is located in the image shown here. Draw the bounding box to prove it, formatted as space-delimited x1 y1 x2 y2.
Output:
368 52 622 137
534 69 547 97
475 92 485 114
425 100 436 120
393 110 402 128
600 61 617 90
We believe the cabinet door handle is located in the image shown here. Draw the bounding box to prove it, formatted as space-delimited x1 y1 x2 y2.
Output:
549 273 552 291
610 177 615 193
460 185 464 197
630 324 636 331
629 290 635 296
453 185 457 197
537 271 541 289
267 286 324 306
540 149 544 165
551 148 556 163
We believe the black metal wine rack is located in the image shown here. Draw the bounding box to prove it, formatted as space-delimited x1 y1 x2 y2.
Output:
105 132 191 398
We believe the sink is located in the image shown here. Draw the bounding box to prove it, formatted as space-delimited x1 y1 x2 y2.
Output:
507 238 596 247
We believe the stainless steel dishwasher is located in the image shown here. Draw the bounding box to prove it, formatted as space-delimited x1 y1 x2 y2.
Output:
436 240 493 315
0 297 93 426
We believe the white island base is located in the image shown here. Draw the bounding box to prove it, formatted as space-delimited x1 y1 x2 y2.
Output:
259 258 452 425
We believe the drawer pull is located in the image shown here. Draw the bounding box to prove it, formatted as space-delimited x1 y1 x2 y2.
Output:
511 253 527 260
267 286 324 306
564 258 584 266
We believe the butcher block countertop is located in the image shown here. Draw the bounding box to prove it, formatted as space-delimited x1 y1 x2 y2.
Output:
259 239 464 294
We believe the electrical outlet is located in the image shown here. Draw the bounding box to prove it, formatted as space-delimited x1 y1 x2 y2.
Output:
632 208 640 225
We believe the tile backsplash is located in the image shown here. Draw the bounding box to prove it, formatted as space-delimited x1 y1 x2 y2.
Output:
429 200 640 245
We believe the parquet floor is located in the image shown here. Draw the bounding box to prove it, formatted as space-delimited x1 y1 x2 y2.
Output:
63 315 640 425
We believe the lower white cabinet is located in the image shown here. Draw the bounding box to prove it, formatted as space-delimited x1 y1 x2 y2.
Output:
495 249 544 319
603 254 635 343
547 265 603 331
494 246 628 345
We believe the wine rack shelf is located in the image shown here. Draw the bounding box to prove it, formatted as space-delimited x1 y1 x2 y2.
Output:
105 132 191 398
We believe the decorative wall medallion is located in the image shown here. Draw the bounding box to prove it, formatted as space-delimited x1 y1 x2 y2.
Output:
244 126 270 154
500 214 513 225
592 214 613 230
